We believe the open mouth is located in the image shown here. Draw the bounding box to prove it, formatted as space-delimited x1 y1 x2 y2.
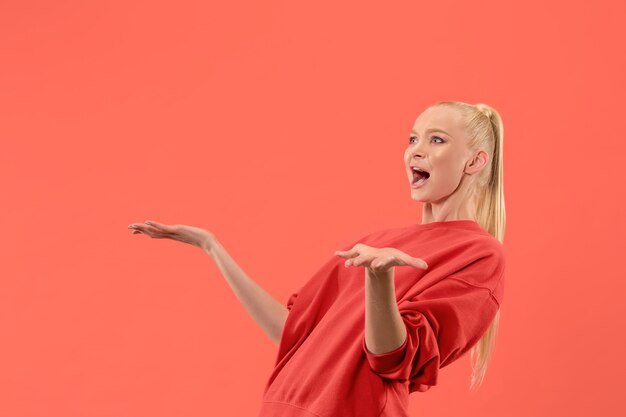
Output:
411 167 430 186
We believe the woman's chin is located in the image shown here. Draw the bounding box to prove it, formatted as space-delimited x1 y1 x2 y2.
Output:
410 193 429 203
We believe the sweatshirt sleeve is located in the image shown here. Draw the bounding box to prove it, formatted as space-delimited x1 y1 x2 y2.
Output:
284 232 370 314
286 292 298 312
362 254 503 392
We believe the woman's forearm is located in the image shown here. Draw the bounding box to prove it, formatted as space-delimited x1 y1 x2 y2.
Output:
205 238 288 346
364 268 407 354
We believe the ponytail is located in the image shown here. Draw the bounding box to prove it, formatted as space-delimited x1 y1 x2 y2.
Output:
433 101 506 390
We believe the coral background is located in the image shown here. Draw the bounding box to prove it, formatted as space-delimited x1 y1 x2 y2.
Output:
1 1 624 416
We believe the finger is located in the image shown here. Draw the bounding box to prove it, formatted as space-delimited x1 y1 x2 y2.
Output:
335 249 360 259
129 223 156 231
145 220 169 229
412 258 429 269
347 255 369 267
345 258 359 267
388 249 427 269
129 224 161 237
351 258 363 267
145 221 173 234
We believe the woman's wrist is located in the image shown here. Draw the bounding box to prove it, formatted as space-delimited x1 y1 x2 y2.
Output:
201 234 219 256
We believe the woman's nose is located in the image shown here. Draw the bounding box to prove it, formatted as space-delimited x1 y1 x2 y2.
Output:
411 150 426 158
409 142 426 155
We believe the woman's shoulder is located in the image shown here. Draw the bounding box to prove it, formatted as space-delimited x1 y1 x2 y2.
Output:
448 234 506 295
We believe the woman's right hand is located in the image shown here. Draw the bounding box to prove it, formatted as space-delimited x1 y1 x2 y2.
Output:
127 220 217 252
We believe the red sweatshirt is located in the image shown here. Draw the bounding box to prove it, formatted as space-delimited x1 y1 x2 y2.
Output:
258 219 505 417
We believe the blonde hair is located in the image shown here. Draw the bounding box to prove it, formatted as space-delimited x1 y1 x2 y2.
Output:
432 101 506 391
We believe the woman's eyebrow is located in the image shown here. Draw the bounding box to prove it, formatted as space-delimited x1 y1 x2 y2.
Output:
411 128 453 138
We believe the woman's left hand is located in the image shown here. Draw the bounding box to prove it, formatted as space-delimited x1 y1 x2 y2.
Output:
334 244 428 274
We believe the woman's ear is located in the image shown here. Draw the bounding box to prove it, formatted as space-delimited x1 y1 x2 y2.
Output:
467 150 489 175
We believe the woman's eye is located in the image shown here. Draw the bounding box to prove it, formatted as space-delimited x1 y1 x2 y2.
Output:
408 136 445 144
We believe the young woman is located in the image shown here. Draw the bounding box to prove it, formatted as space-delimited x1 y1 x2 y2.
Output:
128 101 506 417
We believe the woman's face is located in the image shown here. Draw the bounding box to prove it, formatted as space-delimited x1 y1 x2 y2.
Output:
404 106 479 203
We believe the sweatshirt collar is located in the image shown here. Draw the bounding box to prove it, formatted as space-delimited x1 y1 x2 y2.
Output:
416 219 482 231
